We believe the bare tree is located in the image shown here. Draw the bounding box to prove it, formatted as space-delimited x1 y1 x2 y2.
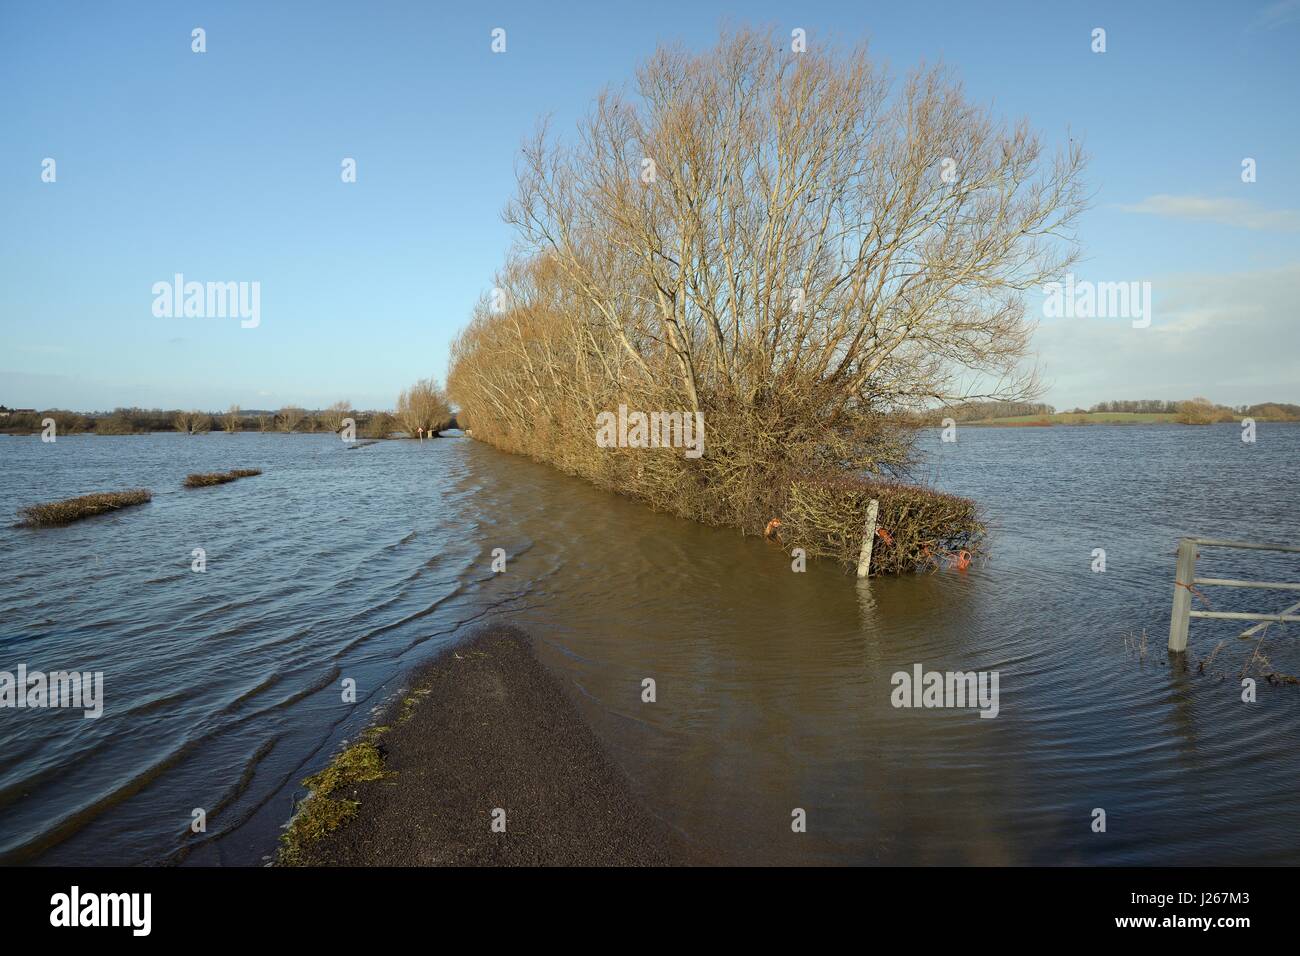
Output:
508 29 1084 416
320 400 353 433
276 406 305 432
222 405 241 433
395 379 452 437
448 28 1087 567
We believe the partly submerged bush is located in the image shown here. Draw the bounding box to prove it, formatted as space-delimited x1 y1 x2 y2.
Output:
395 378 452 437
183 468 262 488
363 411 394 439
221 406 242 433
93 412 139 435
276 407 306 432
172 410 212 434
780 476 984 574
18 489 152 526
1175 397 1234 425
38 409 87 435
318 400 353 434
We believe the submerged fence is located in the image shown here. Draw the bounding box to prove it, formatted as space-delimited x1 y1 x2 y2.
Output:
1169 537 1300 651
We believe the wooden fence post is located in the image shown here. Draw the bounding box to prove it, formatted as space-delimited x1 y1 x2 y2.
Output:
857 499 880 579
1169 538 1197 652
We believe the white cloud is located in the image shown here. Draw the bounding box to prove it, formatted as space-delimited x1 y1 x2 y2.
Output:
1034 263 1300 409
1117 195 1300 231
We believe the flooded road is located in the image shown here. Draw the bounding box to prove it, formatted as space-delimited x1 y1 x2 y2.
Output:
2 424 1298 864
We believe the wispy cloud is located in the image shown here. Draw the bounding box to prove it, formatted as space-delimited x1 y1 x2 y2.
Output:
1249 0 1300 31
1117 195 1300 231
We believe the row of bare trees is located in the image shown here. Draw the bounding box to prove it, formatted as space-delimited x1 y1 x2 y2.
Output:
251 387 449 437
272 388 450 437
3 402 441 437
448 29 1087 563
175 403 356 434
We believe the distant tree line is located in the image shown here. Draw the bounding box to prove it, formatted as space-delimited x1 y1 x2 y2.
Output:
1088 399 1180 414
1087 399 1298 419
944 401 1057 422
1240 402 1300 420
0 381 455 438
905 398 1300 425
1169 398 1300 424
0 405 348 435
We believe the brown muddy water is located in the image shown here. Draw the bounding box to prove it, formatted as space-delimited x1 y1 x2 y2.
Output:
1 425 1299 865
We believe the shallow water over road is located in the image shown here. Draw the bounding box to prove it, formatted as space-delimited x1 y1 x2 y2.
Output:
2 425 1298 864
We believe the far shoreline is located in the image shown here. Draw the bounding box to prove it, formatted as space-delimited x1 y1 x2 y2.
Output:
8 418 1298 439
955 415 1299 428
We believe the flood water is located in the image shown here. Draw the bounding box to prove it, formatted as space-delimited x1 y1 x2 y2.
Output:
2 424 1298 865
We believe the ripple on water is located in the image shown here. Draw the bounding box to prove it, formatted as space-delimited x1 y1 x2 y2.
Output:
2 427 1300 864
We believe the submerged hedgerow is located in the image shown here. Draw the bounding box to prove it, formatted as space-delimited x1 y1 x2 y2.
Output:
182 468 262 488
781 476 984 574
18 489 153 527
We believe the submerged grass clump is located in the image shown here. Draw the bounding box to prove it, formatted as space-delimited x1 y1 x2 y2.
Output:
301 739 387 797
182 468 262 488
278 739 388 866
277 682 436 865
18 489 152 527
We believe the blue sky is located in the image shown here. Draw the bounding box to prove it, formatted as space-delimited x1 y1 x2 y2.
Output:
2 0 1298 412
